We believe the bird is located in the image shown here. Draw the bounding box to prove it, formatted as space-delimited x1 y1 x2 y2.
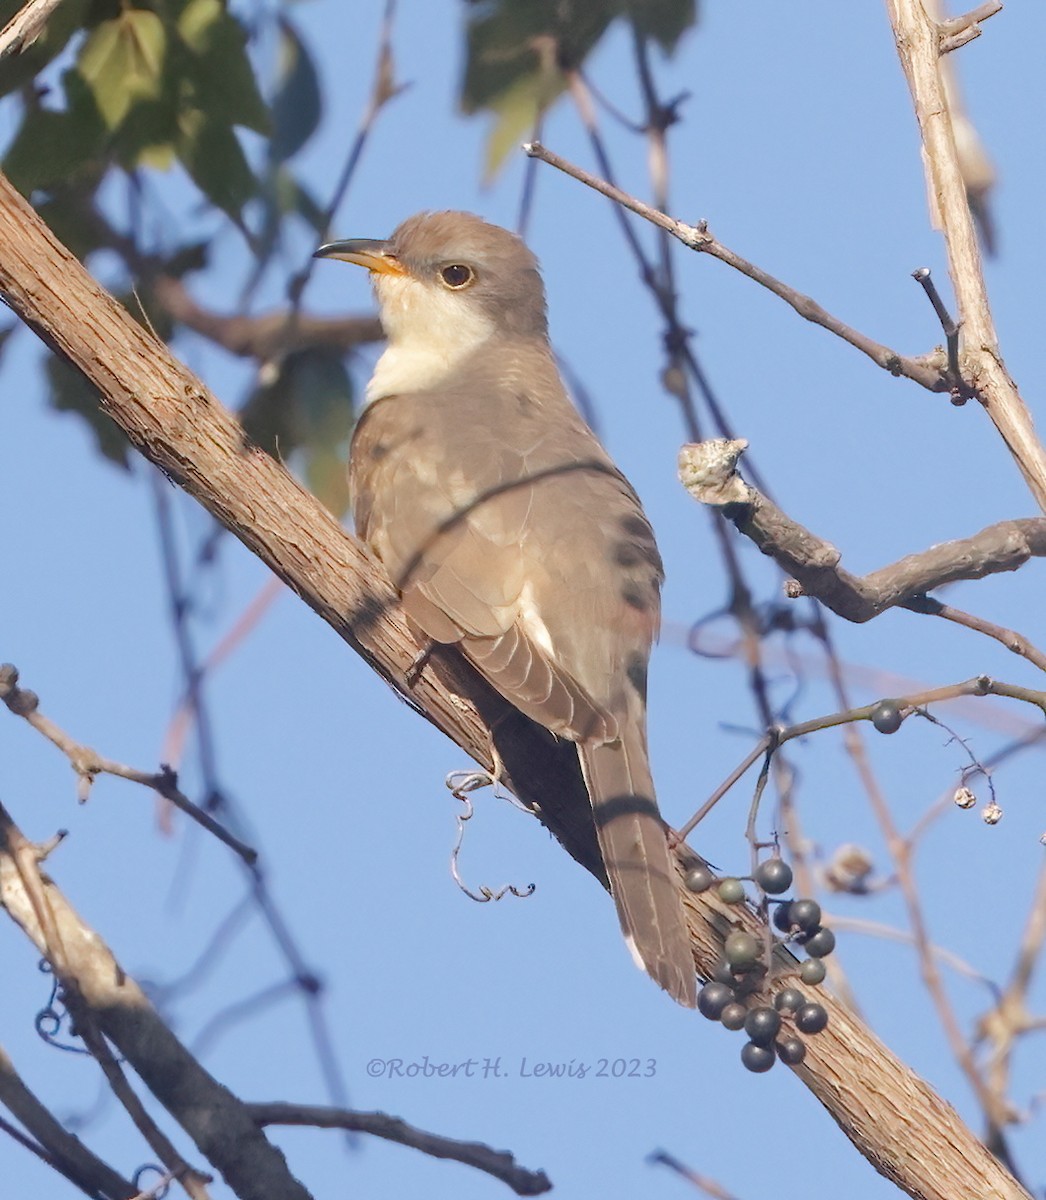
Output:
314 211 696 1007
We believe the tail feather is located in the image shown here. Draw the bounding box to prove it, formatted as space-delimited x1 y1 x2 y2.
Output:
578 726 696 1007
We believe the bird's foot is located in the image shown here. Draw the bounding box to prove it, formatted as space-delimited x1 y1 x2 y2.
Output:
404 639 435 688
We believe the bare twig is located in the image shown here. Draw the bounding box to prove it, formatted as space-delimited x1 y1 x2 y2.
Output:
886 0 1046 510
912 268 966 398
0 663 258 863
282 0 404 316
149 473 354 1126
978 858 1046 1113
523 141 948 392
247 1103 552 1196
902 596 1046 673
685 675 1046 834
72 1021 212 1200
648 1148 741 1200
938 1 1004 54
0 0 64 58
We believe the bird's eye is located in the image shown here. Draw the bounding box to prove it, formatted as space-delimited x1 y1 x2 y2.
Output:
439 263 474 289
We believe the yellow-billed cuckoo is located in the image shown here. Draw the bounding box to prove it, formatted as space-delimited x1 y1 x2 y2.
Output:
315 212 696 1006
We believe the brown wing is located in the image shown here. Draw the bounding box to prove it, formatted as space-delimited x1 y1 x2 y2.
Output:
350 340 661 743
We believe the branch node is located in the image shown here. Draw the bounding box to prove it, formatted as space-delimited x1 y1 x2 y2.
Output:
35 829 68 862
912 267 974 401
938 2 1004 55
677 438 752 507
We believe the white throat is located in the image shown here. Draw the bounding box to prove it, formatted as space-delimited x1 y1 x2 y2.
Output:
366 272 496 403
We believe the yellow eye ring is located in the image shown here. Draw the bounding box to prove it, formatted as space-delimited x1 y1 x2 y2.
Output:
439 263 474 289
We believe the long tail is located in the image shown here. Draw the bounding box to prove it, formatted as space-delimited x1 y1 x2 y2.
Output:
578 724 696 1007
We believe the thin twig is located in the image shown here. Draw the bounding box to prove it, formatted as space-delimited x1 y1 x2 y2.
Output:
683 675 1046 833
282 0 404 317
246 1103 552 1196
0 0 64 58
939 1 1004 54
648 1148 741 1200
0 663 258 863
523 140 948 392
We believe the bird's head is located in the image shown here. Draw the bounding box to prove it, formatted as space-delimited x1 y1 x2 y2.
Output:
314 211 549 356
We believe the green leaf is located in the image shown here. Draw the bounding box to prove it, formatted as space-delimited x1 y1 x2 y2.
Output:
176 0 270 134
273 164 326 233
271 15 322 162
626 0 697 52
35 193 109 259
3 71 107 193
175 107 257 220
481 71 552 180
462 0 613 114
77 8 167 130
461 0 698 173
240 349 355 516
46 354 131 469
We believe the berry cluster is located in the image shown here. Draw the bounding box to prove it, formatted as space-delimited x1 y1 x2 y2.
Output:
686 858 832 1073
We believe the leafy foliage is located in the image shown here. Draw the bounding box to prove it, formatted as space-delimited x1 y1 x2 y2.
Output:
0 0 349 506
3 0 269 215
240 350 355 517
461 0 697 174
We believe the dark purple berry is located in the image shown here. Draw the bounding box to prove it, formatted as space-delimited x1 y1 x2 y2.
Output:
795 1002 829 1034
741 1042 775 1073
724 931 760 968
717 878 745 904
743 1006 781 1046
774 987 805 1012
773 901 794 933
802 927 836 958
871 701 903 734
800 958 827 986
753 858 793 894
685 864 715 893
777 1037 807 1065
720 1003 747 1031
711 959 738 985
697 982 735 1020
789 899 821 932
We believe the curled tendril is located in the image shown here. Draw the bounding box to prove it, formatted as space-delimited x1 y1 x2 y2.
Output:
443 770 536 903
132 1164 171 1199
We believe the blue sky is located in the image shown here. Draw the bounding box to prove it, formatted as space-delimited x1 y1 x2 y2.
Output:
3 2 1046 1197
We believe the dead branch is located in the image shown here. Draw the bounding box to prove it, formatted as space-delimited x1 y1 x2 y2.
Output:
0 0 64 58
151 276 383 363
247 1103 551 1196
678 440 1046 666
0 1043 139 1199
0 663 258 862
885 0 1046 509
